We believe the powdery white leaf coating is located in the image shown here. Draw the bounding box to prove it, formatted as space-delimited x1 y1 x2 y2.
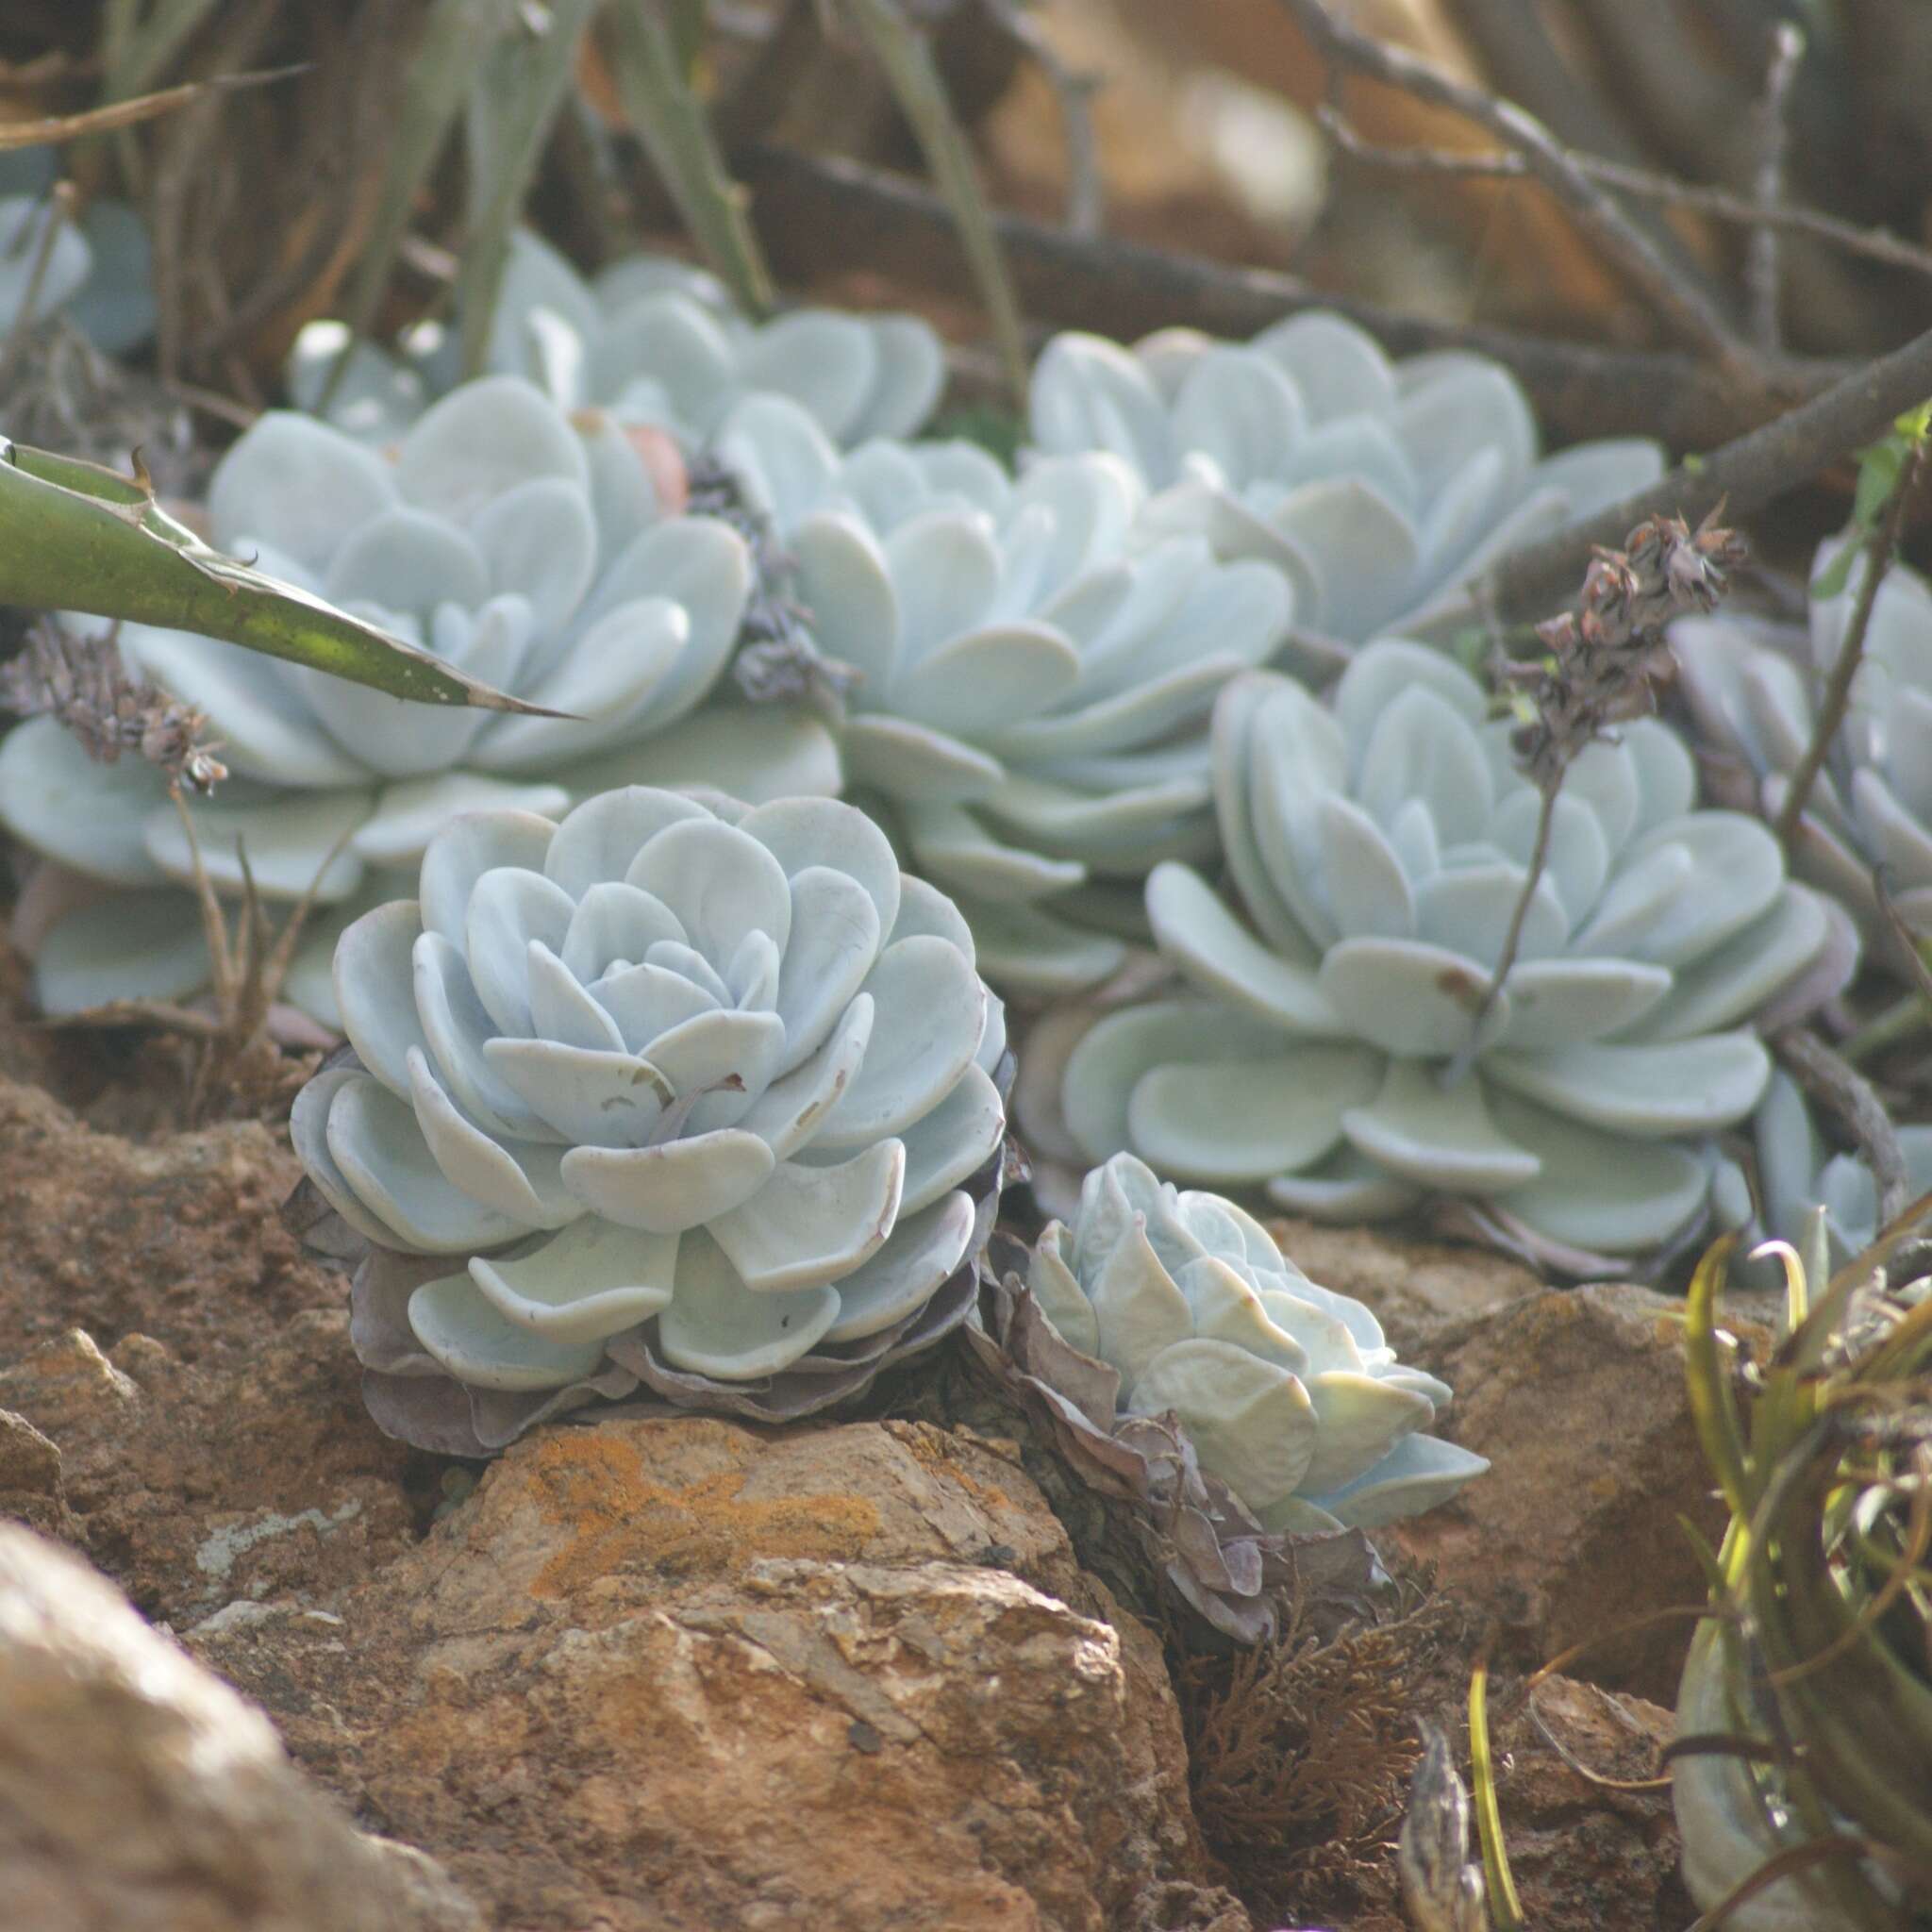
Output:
1027 1153 1485 1530
294 787 1006 1403
0 375 842 1027
717 392 1293 999
288 228 944 448
1674 534 1932 969
1057 641 1844 1258
1028 309 1665 642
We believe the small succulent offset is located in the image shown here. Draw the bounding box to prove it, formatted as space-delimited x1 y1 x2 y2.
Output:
0 147 155 358
1674 535 1932 964
0 374 839 1024
1058 640 1841 1259
295 787 1008 1448
1028 309 1663 641
1710 1069 1932 1274
715 391 1292 995
1026 1154 1485 1532
291 228 944 449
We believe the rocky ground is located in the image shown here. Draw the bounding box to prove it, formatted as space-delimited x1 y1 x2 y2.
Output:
0 938 1756 1931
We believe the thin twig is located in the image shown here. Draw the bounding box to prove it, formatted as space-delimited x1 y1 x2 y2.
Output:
1774 1026 1910 1225
1773 441 1923 849
0 181 77 393
1747 25 1805 349
736 143 1844 451
983 0 1103 238
1477 316 1932 624
1279 0 1765 389
1313 75 1932 287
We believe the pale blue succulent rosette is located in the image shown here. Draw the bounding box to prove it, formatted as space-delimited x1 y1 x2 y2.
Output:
1057 640 1848 1264
0 374 840 1026
714 391 1293 999
1710 1068 1932 1280
290 786 1009 1450
1027 1154 1487 1533
1028 310 1664 642
0 146 156 357
289 227 945 449
1675 534 1932 967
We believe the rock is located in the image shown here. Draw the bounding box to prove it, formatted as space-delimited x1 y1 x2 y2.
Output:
0 1522 480 1932
1265 1214 1540 1353
194 1417 1249 1932
1387 1283 1769 1701
0 1406 77 1541
1491 1674 1691 1930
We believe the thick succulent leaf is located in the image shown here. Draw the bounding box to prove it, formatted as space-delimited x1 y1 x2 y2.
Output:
1341 1058 1541 1192
32 888 209 1015
334 899 430 1095
894 1059 1005 1213
560 1128 775 1233
1318 937 1508 1058
484 1038 673 1147
0 440 549 711
0 713 172 886
143 788 376 903
1303 1431 1491 1530
1146 861 1343 1035
822 1190 975 1343
1127 1043 1380 1185
1128 1339 1318 1508
408 1273 610 1391
467 1215 676 1343
708 1141 905 1293
656 1227 839 1379
408 1046 582 1231
1480 1033 1770 1137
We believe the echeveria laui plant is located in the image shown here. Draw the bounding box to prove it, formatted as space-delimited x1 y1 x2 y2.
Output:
1028 1153 1487 1531
0 146 155 357
1056 641 1842 1259
715 392 1293 997
291 228 944 449
296 787 1008 1448
1028 310 1664 642
1674 536 1932 966
0 375 840 1024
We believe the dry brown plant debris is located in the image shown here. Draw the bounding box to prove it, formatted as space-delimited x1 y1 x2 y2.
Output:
1177 1586 1465 1927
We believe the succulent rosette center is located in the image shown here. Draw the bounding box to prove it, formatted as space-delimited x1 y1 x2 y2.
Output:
1027 1154 1486 1530
293 787 1008 1436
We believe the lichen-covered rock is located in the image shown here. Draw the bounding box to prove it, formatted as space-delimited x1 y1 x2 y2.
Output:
294 787 1008 1446
0 1524 481 1932
1058 641 1838 1259
192 1418 1247 1932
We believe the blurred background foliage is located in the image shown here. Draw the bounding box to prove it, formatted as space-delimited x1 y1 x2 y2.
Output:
3 0 1930 421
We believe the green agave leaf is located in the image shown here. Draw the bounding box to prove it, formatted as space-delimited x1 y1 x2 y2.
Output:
0 441 555 715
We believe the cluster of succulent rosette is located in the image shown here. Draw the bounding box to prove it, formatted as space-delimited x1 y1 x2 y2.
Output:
4 260 1909 1546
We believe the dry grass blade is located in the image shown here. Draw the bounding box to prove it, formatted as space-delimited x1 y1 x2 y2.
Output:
457 0 603 380
835 0 1028 404
0 64 301 149
607 0 773 316
323 0 513 408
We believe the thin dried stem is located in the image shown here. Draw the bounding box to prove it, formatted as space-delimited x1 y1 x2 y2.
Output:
1774 441 1923 850
1478 315 1932 624
0 181 78 393
1747 25 1805 349
983 0 1103 237
1774 1025 1910 1226
1279 0 1766 389
1315 55 1932 289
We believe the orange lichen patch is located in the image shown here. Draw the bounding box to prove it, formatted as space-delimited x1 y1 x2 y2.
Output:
888 1421 1017 1516
524 1428 885 1597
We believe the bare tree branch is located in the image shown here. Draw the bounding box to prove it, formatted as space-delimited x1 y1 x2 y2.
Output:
1276 0 1766 390
735 144 1852 450
1774 1026 1910 1226
1474 316 1932 623
1748 24 1806 349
